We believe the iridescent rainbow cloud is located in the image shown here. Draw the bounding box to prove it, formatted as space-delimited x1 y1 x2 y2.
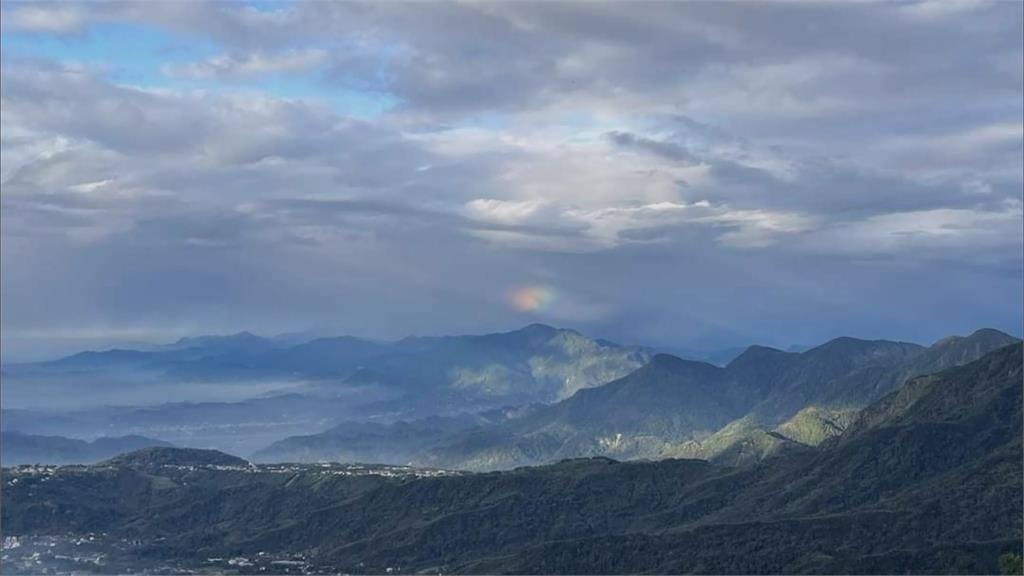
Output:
507 284 557 312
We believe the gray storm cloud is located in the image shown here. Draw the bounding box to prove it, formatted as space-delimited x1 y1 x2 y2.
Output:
0 1 1021 359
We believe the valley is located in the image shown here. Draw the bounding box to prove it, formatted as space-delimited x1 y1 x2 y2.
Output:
2 342 1021 574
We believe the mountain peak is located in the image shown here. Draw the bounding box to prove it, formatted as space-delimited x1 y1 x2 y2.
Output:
805 336 923 360
931 328 1017 348
175 331 261 345
642 354 722 378
910 328 1020 373
518 323 560 336
812 335 875 351
649 353 689 367
968 327 1018 341
473 323 563 349
102 447 249 468
842 342 1022 441
727 345 791 367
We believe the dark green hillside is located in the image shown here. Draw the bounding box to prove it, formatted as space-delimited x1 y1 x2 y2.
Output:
102 446 250 468
416 353 756 470
499 343 1024 574
743 336 924 422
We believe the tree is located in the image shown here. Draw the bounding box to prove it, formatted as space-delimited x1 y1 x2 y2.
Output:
999 553 1023 576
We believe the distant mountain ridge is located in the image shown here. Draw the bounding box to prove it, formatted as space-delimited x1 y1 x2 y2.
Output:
264 328 1018 470
4 326 1017 468
6 324 652 410
1 432 172 466
252 414 487 464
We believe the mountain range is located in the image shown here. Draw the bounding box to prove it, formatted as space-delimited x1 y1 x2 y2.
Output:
1 324 653 456
3 325 1018 473
4 343 1020 574
3 324 651 412
260 328 1019 470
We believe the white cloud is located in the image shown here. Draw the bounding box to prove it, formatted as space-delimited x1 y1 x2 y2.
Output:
680 54 892 120
1 3 1021 347
868 122 1024 183
702 209 818 249
463 199 549 224
801 202 1024 256
1 5 85 33
162 49 329 80
68 179 114 194
460 196 814 252
898 0 991 20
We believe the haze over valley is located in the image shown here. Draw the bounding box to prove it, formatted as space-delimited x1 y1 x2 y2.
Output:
3 340 1021 573
2 324 1018 468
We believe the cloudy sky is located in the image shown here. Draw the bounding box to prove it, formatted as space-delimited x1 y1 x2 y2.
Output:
1 1 1022 360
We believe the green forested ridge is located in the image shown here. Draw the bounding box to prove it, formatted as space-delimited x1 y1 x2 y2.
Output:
409 328 1019 470
773 406 858 446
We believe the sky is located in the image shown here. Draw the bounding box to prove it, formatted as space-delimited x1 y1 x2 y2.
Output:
1 1 1022 360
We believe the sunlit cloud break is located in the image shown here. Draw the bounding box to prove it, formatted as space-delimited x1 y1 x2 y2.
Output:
508 285 557 313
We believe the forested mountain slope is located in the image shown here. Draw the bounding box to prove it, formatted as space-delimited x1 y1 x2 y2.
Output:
4 344 1020 574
